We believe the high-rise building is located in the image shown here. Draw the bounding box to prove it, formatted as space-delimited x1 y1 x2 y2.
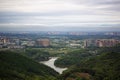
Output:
96 39 120 47
84 39 96 48
84 39 120 48
36 39 50 47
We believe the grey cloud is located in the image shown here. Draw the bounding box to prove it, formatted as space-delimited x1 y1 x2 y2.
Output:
69 0 120 5
101 5 120 11
68 0 120 11
0 9 105 17
93 0 120 5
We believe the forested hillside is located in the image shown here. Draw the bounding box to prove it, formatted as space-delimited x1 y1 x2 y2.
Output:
0 46 120 80
59 45 120 80
0 50 58 80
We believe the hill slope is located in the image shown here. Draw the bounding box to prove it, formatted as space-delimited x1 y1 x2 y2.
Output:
60 46 120 80
0 50 58 80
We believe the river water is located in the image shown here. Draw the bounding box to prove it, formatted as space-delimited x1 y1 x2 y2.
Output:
40 57 67 74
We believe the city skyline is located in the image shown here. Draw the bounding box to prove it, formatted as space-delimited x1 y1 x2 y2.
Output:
0 0 120 31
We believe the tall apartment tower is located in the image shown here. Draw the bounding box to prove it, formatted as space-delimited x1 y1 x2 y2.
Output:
36 39 50 47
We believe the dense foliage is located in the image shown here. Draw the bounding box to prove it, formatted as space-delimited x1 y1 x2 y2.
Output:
0 50 58 80
23 48 50 61
59 46 120 80
54 49 98 67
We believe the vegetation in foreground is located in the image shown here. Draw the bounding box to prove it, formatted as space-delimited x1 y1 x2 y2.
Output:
0 45 120 80
58 45 120 80
0 50 59 80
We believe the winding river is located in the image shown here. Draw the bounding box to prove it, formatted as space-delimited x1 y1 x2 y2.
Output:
40 57 67 74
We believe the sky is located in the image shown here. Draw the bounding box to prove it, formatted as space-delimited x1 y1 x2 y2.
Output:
0 0 120 32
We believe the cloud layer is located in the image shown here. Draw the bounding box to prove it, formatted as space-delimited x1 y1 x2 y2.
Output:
0 0 120 31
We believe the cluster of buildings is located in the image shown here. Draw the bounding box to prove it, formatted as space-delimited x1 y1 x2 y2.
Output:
0 37 50 49
0 37 23 48
0 36 120 49
84 39 120 48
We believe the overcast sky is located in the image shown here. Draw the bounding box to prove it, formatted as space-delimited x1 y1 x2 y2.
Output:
0 0 120 31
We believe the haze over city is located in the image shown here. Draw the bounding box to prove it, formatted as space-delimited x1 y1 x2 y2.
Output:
0 0 120 31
